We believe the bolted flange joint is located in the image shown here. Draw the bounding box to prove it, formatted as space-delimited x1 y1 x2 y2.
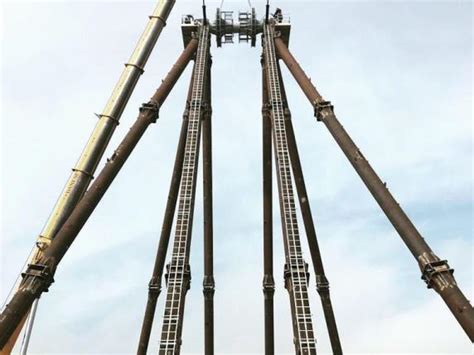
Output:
316 274 330 294
139 101 160 123
283 262 310 290
262 275 275 296
148 276 161 297
261 102 271 115
22 262 55 294
313 100 334 122
202 275 215 298
420 259 454 289
165 263 192 290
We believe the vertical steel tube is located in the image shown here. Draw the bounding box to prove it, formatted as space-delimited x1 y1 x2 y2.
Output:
0 40 197 349
261 56 275 355
276 61 343 354
274 37 474 341
202 58 215 355
137 71 195 355
264 24 317 353
3 1 177 351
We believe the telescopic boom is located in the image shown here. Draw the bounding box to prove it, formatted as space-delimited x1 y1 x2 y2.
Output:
1 1 176 352
0 38 196 349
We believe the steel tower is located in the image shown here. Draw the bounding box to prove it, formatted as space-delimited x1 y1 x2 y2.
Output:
1 3 473 354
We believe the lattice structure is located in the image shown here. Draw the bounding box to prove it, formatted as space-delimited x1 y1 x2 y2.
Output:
0 3 473 355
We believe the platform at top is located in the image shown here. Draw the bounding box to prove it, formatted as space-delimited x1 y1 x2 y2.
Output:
181 8 291 49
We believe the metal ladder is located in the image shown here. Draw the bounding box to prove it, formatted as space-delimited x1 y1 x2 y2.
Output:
158 25 210 354
263 23 317 354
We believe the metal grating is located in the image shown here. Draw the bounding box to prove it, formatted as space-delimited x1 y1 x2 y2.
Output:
158 25 210 354
263 23 317 354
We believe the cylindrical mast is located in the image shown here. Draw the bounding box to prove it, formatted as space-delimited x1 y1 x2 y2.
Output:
275 60 343 354
137 66 196 355
274 37 474 341
261 56 275 355
2 1 177 351
202 57 215 355
0 39 197 349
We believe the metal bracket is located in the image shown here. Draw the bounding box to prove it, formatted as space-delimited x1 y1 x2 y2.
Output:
202 275 215 298
262 275 275 295
94 113 120 126
314 100 334 121
22 263 54 293
148 277 161 296
316 274 330 294
139 102 160 123
71 167 94 179
124 62 145 74
165 263 192 289
421 259 454 289
284 262 310 287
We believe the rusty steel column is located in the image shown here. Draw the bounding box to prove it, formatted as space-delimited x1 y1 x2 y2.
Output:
261 56 275 355
137 69 195 355
274 37 474 341
202 57 215 355
276 61 343 354
0 39 198 349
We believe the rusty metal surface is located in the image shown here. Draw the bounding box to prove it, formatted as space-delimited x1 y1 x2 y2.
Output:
0 39 197 350
136 71 195 355
276 61 343 355
158 25 210 354
261 57 275 355
202 56 215 355
274 37 474 342
2 1 178 351
264 23 317 354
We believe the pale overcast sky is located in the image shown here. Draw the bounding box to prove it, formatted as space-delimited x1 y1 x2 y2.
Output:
1 1 473 354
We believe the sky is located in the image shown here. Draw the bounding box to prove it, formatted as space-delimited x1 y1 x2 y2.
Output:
0 0 473 354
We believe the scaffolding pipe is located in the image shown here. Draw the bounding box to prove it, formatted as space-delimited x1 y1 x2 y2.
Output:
2 1 177 351
202 58 215 355
274 37 474 341
136 71 195 355
0 39 197 349
261 57 275 355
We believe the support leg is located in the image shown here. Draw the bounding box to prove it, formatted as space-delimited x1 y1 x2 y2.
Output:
261 56 275 355
276 60 342 354
203 59 215 355
263 23 317 354
274 37 474 341
2 2 177 350
137 70 195 355
0 39 198 348
158 26 211 354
